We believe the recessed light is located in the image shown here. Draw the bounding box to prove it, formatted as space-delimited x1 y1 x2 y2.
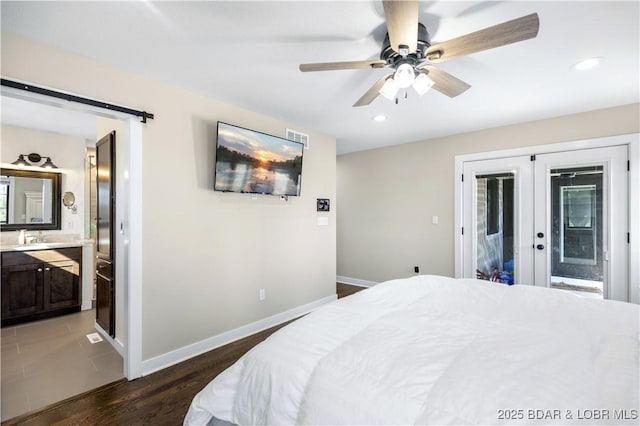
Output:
372 114 386 122
573 57 602 71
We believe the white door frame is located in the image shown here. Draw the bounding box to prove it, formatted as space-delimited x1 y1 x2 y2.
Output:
125 117 143 379
455 133 639 304
532 146 628 300
1 85 144 378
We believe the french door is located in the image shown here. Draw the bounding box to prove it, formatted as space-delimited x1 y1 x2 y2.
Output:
462 145 628 301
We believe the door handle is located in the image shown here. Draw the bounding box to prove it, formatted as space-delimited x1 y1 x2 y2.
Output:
536 244 545 250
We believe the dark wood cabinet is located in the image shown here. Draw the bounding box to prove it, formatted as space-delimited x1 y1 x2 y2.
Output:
45 260 81 310
95 264 114 335
1 263 44 319
96 131 116 337
1 247 82 326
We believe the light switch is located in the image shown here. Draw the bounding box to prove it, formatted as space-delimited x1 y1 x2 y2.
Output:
317 217 329 226
432 216 439 225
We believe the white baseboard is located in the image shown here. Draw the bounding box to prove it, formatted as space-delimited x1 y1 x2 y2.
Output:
140 294 337 376
94 322 125 357
336 275 378 288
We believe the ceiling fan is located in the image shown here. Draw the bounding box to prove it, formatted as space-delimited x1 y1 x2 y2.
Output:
299 1 539 106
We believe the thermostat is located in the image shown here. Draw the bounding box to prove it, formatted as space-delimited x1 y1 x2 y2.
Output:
317 198 330 212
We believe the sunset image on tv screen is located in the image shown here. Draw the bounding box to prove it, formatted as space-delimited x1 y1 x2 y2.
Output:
214 122 304 196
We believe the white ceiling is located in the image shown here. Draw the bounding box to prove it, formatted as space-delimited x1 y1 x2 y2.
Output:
1 1 638 154
1 96 97 140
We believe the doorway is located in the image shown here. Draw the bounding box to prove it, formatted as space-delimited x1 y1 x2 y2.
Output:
0 87 143 419
459 143 630 302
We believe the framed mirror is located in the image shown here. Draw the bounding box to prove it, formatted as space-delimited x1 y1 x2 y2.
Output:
0 168 62 231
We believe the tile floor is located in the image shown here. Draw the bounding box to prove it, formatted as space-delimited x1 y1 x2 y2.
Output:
1 309 124 421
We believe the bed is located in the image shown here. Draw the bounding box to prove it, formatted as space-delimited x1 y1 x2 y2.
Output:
184 275 639 425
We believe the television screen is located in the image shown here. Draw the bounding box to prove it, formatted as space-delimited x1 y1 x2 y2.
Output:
214 122 304 196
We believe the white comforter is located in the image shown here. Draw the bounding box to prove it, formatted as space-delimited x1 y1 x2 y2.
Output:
184 275 640 425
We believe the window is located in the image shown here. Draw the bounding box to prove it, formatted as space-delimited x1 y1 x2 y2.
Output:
485 177 499 235
0 177 9 224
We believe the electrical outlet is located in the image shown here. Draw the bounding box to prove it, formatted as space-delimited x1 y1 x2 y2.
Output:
414 266 420 274
259 288 266 301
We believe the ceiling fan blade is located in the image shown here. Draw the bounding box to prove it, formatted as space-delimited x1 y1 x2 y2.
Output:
353 74 391 107
382 0 419 53
426 13 539 63
419 66 471 98
300 60 386 72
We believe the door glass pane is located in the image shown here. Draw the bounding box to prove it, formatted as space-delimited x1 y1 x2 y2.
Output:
475 173 515 284
550 166 603 298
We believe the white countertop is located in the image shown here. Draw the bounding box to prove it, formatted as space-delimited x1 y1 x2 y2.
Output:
1 239 94 252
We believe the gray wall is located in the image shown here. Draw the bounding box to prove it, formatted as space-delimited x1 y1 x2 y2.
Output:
337 103 639 283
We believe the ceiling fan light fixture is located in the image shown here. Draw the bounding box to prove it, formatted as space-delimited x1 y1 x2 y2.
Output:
393 63 416 89
413 73 434 96
379 78 399 100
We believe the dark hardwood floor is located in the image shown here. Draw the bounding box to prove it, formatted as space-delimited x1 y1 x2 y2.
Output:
2 283 366 426
336 282 367 298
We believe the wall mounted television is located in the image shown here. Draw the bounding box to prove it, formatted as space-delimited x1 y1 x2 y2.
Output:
214 122 304 196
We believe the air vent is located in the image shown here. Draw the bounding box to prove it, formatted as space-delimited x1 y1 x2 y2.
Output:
286 128 309 149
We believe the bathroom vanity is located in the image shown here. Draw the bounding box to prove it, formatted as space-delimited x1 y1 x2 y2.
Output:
1 242 92 326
